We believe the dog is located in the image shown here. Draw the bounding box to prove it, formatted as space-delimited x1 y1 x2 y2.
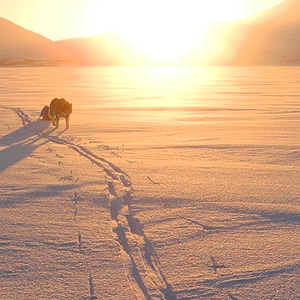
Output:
39 105 51 120
48 98 72 129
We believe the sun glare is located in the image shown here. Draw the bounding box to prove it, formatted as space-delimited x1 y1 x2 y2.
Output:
82 0 258 63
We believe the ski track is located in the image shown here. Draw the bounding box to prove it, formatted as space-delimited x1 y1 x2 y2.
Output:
10 107 177 300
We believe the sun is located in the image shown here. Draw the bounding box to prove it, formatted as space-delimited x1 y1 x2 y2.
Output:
82 0 250 63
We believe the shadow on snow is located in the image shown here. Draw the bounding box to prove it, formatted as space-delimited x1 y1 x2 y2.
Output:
0 120 57 172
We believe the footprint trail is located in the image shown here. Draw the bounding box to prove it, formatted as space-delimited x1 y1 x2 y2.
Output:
12 107 177 300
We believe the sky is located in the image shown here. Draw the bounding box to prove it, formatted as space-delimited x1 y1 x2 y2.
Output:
1 0 284 41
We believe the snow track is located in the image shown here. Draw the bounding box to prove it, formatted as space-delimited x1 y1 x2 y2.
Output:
11 107 177 300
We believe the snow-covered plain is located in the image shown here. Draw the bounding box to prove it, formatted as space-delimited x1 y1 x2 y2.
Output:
0 66 299 300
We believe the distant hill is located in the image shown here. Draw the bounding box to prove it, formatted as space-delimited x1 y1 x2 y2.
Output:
185 0 300 65
231 0 300 65
54 33 147 65
0 17 145 66
0 17 61 66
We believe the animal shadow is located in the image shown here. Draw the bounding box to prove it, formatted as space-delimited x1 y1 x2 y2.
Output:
0 120 53 172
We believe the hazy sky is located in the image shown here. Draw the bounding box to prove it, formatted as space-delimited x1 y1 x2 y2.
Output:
1 0 284 41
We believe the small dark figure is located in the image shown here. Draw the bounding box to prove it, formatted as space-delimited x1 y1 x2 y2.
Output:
39 105 51 120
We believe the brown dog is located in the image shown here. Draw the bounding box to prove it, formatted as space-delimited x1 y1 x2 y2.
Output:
39 105 51 120
48 98 72 129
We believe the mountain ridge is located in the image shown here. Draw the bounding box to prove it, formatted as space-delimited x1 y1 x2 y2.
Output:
0 17 60 65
